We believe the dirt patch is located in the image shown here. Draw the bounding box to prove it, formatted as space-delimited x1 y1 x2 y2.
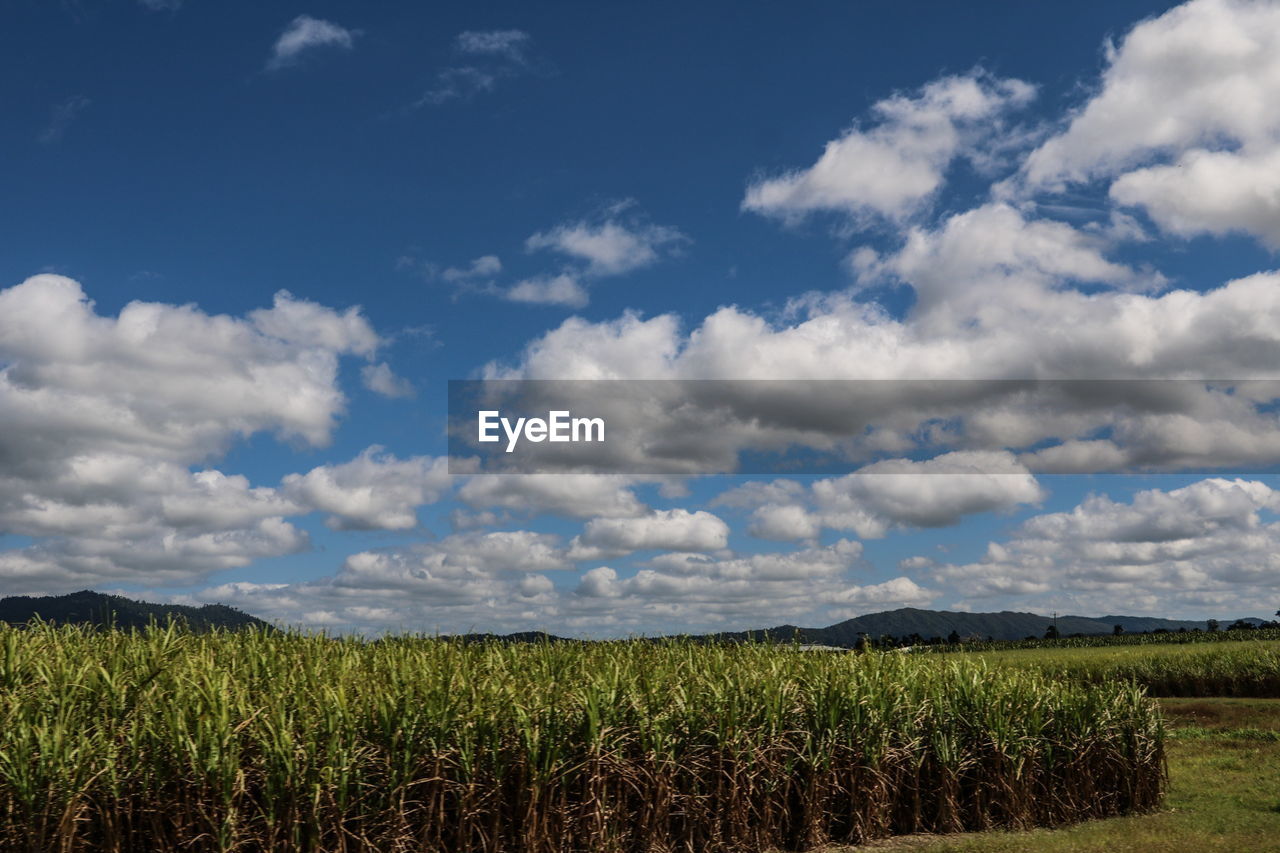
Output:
1160 698 1280 731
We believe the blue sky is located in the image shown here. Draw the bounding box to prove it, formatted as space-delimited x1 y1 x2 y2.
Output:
4 0 1280 634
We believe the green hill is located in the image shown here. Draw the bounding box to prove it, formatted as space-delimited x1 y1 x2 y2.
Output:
0 590 274 632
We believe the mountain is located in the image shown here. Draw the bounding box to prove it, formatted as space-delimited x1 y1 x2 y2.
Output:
699 608 1269 645
2 594 1264 643
0 590 274 632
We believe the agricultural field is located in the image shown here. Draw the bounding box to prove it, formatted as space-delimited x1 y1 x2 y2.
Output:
0 624 1163 852
970 638 1280 697
835 698 1280 853
831 637 1280 851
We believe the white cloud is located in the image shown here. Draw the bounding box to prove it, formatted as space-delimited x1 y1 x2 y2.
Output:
0 517 308 594
1110 148 1280 247
928 478 1280 616
458 474 647 520
340 531 572 581
487 311 682 380
830 576 938 613
526 220 687 277
267 15 356 71
718 452 1044 541
494 201 1162 381
568 509 729 559
743 71 1035 223
428 205 685 308
442 255 502 282
566 539 874 628
185 529 576 633
747 503 823 541
1024 0 1280 188
576 566 623 598
648 538 866 582
0 276 377 459
246 289 379 358
498 211 687 307
810 453 1044 535
484 194 1280 476
864 202 1165 317
184 533 919 636
506 274 588 308
281 448 451 531
1018 0 1280 249
0 276 382 591
361 362 415 398
0 459 310 593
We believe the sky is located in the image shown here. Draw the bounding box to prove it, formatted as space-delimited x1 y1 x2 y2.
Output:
4 0 1280 635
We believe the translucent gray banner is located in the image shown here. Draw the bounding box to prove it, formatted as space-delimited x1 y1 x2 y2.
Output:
447 379 1280 475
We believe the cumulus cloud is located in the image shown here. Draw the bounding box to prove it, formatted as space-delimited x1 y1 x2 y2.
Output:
0 276 377 460
567 509 729 559
744 71 1035 223
0 460 309 593
267 15 357 71
493 201 1164 382
928 478 1280 616
830 576 938 613
560 539 894 632
1024 0 1280 187
1110 148 1280 247
859 202 1166 317
281 448 451 531
0 275 384 592
182 530 928 636
481 192 1280 476
458 474 647 520
747 502 823 541
1018 0 1280 249
506 274 589 308
717 452 1044 541
185 529 576 633
340 530 572 582
361 362 415 398
1 517 309 594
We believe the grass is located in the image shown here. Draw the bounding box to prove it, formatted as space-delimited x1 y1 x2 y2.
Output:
0 623 1165 852
829 698 1280 853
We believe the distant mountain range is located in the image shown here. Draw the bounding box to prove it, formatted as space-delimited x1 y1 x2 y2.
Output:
443 608 1268 645
1 593 1268 644
700 608 1269 645
0 590 273 632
